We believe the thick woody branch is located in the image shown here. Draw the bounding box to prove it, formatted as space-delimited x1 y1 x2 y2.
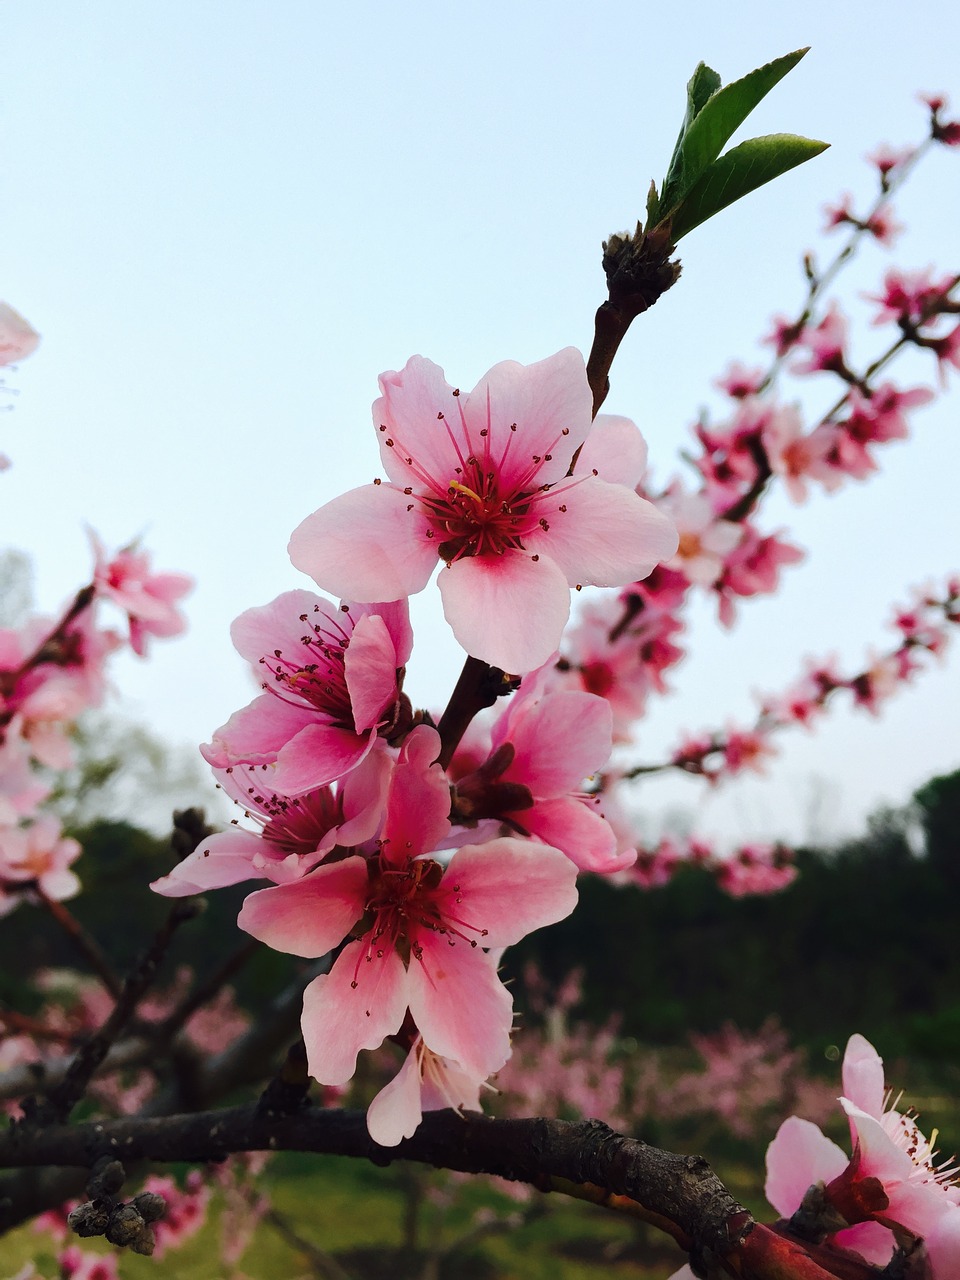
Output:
0 1106 871 1278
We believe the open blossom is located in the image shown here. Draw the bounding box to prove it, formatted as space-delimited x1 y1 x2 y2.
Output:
238 725 578 1092
657 488 741 589
765 1034 960 1272
760 402 835 502
90 532 193 657
289 349 677 673
867 266 956 328
791 303 849 376
201 590 412 795
151 749 391 896
453 677 634 874
0 816 81 914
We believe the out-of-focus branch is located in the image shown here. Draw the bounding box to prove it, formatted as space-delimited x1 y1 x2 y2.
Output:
21 899 202 1125
35 888 124 999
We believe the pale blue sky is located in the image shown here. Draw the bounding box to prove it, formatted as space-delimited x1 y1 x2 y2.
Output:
2 2 958 844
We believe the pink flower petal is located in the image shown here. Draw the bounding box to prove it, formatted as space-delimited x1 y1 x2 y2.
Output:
438 549 570 673
517 796 633 873
764 1116 848 1217
833 1222 895 1267
407 938 512 1080
925 1208 960 1278
344 613 403 732
230 590 338 668
151 829 266 896
271 722 373 795
289 483 437 602
302 942 408 1085
441 838 578 946
237 857 368 958
373 355 464 489
465 348 593 490
365 1042 426 1146
380 725 449 866
352 598 414 666
0 303 39 365
524 477 679 587
336 746 393 846
201 694 316 769
503 690 612 794
576 415 649 487
841 1033 886 1118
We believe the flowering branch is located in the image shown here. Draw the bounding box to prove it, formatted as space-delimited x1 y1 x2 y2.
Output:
623 578 959 784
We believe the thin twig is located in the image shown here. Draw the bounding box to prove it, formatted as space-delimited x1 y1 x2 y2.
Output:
35 888 124 999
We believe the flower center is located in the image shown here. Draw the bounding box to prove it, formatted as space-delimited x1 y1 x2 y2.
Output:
349 860 489 986
258 606 355 728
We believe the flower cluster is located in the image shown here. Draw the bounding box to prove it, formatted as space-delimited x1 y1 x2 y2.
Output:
631 578 960 790
155 348 675 1143
0 529 192 915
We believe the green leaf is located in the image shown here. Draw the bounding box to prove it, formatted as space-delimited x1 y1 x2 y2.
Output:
669 133 829 241
661 61 723 215
673 48 810 202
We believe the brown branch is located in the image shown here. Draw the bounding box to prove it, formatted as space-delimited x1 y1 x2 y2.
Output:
35 888 124 999
0 1105 876 1278
436 656 518 769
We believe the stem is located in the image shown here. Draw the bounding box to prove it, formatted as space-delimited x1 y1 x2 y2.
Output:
586 302 635 418
35 889 123 999
436 656 516 769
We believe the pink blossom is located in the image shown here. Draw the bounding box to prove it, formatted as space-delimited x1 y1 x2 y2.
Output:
0 815 81 903
689 409 765 504
721 727 775 776
366 1035 483 1147
714 525 804 626
928 323 960 379
865 205 904 247
658 488 741 589
714 361 765 399
151 749 391 895
823 192 857 233
867 267 956 328
238 725 578 1091
557 597 685 736
762 313 803 356
289 350 677 673
455 679 634 873
201 590 411 794
791 304 849 376
90 532 193 657
715 845 796 897
760 402 834 502
921 92 960 146
0 303 39 366
765 1034 960 1271
866 144 914 181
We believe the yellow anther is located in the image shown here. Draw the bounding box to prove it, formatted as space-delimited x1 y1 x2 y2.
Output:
448 479 483 504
